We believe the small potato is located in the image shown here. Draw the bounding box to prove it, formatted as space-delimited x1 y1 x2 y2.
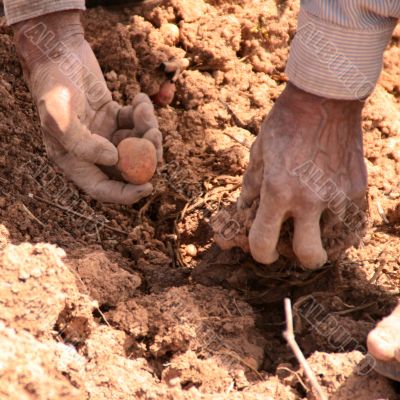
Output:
117 137 157 185
152 80 176 107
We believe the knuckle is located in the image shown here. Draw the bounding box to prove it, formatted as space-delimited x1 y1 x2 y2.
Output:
264 176 292 202
135 102 155 117
133 105 159 133
133 93 152 109
144 129 163 146
298 186 323 206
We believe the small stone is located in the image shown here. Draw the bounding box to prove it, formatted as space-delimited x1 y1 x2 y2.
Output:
167 377 181 388
118 74 127 85
0 197 6 208
223 322 235 333
185 244 198 257
11 285 19 294
19 270 30 281
105 70 118 81
232 369 249 389
160 23 180 45
30 268 42 278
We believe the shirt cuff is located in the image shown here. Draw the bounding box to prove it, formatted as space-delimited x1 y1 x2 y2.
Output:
4 0 86 25
286 8 396 100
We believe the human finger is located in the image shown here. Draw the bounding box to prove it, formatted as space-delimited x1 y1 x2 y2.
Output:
57 154 153 204
38 91 118 166
292 208 327 269
248 181 289 265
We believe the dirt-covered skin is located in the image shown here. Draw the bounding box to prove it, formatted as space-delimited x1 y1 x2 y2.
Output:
368 303 400 363
212 84 368 269
0 1 400 399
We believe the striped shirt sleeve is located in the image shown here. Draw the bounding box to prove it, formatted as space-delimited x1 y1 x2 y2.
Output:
286 0 400 100
4 0 85 25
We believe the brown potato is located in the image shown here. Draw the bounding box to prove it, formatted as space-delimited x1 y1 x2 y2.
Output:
152 81 176 106
117 137 157 185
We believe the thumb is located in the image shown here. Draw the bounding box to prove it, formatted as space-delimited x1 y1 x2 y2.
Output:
38 90 118 166
64 120 118 166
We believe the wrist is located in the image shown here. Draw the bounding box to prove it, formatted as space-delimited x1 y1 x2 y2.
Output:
13 10 84 68
286 8 394 100
280 82 365 114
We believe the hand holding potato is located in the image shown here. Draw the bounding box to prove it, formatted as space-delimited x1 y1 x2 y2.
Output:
13 10 162 204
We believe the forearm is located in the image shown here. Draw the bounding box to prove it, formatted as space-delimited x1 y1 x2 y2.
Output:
286 0 399 100
3 0 85 25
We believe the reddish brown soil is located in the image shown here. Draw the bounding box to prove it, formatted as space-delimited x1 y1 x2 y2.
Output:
0 1 400 399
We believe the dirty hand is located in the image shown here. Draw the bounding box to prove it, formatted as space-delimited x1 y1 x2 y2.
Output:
239 83 367 269
13 10 162 205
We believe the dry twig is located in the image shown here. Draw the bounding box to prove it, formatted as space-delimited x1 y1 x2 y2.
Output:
333 302 375 316
219 100 249 131
221 129 252 149
283 298 328 400
376 200 389 224
20 202 45 227
225 381 235 397
220 349 264 380
369 249 387 284
28 193 128 236
73 272 111 327
276 365 308 393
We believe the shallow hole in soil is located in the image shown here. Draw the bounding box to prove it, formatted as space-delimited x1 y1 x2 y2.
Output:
181 380 202 391
54 321 89 350
393 380 400 394
93 304 116 325
294 382 307 398
147 351 175 380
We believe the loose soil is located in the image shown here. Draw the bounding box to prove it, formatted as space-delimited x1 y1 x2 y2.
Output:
0 1 400 399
